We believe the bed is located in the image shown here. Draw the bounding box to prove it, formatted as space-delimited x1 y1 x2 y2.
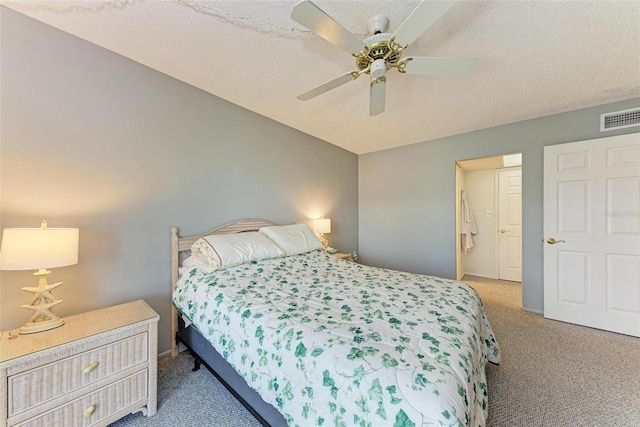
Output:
170 219 500 427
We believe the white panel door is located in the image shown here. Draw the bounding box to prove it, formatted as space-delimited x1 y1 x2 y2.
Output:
544 133 640 337
498 168 522 281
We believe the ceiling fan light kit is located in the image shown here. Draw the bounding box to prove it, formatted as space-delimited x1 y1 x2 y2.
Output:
370 58 387 79
291 0 477 116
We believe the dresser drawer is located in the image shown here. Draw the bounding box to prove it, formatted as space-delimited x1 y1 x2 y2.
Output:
8 332 148 417
18 370 148 427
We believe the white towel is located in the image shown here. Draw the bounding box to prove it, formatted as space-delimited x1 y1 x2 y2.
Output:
460 191 478 254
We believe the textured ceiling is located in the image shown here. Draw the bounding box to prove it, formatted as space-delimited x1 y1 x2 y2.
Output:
3 0 639 154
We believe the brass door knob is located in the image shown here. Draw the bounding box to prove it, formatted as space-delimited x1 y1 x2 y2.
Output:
499 229 511 233
547 238 566 244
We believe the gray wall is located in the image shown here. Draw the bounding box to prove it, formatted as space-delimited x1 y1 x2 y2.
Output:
359 98 640 314
0 8 358 353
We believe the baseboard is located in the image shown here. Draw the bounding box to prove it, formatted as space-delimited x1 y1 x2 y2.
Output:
158 349 172 360
463 272 498 280
522 306 543 315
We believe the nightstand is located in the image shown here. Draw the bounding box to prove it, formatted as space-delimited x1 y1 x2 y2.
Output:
332 252 354 262
0 299 159 427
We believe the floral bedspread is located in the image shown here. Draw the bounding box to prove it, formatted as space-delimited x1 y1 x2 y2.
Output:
173 251 500 427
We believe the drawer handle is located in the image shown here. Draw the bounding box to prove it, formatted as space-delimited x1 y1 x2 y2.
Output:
84 405 96 418
83 362 99 374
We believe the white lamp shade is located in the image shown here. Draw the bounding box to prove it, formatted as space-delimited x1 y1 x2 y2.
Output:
0 228 79 271
312 218 331 234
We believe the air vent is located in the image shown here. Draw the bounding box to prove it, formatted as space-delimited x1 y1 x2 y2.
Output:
600 107 640 132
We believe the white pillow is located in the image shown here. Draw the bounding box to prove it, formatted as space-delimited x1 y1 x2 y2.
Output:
259 223 323 256
183 252 217 273
190 231 284 271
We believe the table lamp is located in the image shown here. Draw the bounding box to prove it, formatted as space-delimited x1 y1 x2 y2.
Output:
0 220 79 334
312 218 331 248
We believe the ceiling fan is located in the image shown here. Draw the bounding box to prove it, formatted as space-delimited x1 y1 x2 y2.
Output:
291 0 477 116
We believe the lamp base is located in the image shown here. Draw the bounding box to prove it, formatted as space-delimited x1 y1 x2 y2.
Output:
19 269 66 334
19 317 65 334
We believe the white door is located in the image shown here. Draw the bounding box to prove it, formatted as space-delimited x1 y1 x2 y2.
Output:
544 133 640 337
498 168 522 281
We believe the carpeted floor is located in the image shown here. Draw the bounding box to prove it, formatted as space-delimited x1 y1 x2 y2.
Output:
112 276 640 426
463 275 640 427
109 350 262 427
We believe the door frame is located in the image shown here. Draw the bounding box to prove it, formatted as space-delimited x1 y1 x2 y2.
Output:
454 155 523 284
455 163 464 280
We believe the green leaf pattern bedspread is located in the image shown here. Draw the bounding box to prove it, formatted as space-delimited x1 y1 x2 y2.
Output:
173 251 500 427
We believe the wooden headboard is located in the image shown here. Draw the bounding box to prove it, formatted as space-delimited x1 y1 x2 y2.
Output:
170 219 277 356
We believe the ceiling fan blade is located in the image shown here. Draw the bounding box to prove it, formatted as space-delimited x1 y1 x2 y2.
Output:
291 1 366 56
369 77 386 116
402 57 477 77
391 1 456 48
297 72 359 101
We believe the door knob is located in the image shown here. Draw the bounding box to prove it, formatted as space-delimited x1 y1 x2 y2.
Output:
547 238 566 244
499 229 511 233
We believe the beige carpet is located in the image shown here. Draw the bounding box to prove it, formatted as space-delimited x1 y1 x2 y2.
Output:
463 275 640 427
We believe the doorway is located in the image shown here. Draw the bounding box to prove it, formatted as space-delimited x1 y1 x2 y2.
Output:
455 153 523 283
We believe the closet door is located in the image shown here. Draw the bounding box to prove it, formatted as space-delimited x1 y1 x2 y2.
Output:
497 168 522 282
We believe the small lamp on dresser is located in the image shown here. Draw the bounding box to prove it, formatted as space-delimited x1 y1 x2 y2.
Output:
312 218 331 248
0 220 79 334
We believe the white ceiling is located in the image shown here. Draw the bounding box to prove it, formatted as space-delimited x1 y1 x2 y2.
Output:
3 0 640 154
